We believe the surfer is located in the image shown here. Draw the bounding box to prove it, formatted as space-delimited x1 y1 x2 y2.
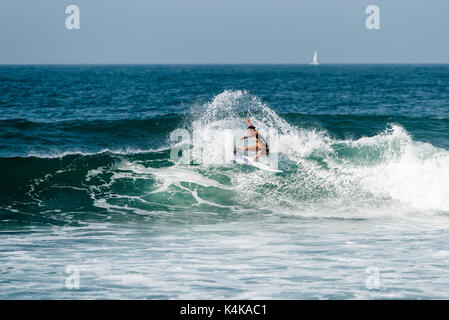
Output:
236 117 269 162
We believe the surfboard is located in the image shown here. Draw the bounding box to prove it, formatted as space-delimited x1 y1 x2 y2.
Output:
234 151 282 173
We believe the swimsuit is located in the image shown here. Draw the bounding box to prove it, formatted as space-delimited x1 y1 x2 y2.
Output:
254 132 269 155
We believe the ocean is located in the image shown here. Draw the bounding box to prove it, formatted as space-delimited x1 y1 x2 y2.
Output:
1 64 449 299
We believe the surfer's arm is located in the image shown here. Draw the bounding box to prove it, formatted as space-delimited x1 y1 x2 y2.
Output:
245 117 253 127
240 132 256 140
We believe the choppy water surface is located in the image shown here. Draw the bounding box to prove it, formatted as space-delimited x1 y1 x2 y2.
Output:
1 65 449 299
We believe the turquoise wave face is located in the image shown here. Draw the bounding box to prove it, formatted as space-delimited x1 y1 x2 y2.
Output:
2 91 448 228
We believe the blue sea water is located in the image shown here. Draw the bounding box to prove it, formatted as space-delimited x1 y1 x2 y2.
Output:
1 64 449 299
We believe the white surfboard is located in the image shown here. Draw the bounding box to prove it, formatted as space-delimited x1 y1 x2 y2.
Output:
234 153 282 173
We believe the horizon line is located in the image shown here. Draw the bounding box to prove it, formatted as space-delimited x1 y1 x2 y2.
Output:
1 62 449 66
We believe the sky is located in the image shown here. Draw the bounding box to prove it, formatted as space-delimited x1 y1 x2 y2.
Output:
0 0 448 64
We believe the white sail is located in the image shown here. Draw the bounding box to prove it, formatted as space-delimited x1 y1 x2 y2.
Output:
310 50 319 65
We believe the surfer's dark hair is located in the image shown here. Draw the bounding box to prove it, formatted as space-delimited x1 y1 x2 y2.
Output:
247 126 256 130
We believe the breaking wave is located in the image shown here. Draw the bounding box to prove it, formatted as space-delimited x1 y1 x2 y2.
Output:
1 90 449 225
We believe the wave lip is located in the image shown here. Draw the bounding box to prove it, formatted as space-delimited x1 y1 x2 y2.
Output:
24 146 171 159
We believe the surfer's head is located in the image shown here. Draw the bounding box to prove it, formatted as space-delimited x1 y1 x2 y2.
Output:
247 125 256 134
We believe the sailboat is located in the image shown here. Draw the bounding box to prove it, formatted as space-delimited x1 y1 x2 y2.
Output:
310 50 319 65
